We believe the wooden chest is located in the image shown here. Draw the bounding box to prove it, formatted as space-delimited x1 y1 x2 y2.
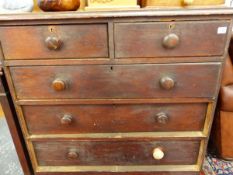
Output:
0 8 232 175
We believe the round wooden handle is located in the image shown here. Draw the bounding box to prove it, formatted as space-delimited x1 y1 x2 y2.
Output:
162 33 180 49
160 77 175 90
183 0 194 6
67 149 78 159
45 36 62 50
153 147 164 160
61 114 73 125
52 79 66 91
156 113 168 124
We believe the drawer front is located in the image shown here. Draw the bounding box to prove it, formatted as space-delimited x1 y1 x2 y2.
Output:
23 103 207 134
34 139 200 166
0 24 108 60
10 63 220 99
115 21 229 58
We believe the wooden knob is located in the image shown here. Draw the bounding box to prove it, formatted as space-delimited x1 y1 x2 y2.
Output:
162 33 179 49
153 147 164 160
160 77 175 90
156 113 168 124
61 114 73 125
183 0 194 6
52 79 66 91
45 36 62 50
67 149 78 160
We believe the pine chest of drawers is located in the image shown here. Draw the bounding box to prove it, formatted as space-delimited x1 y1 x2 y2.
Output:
0 8 232 175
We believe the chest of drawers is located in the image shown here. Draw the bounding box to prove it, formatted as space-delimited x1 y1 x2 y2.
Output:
0 8 232 175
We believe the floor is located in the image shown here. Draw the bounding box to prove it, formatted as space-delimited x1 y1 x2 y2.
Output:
0 117 23 175
0 116 233 175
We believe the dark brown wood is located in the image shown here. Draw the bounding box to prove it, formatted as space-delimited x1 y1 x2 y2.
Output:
33 139 200 166
10 63 220 100
115 21 229 58
67 149 79 160
159 77 175 90
0 69 33 175
0 8 232 175
45 36 63 50
162 33 180 49
0 24 109 60
22 103 207 134
60 114 73 125
52 79 67 91
0 8 232 23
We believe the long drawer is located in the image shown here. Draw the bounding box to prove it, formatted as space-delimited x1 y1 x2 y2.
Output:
33 139 200 166
23 103 207 134
0 24 109 60
115 21 229 58
10 63 221 99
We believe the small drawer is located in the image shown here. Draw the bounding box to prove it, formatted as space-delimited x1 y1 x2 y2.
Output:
114 21 229 58
10 63 220 99
33 139 200 166
0 24 109 60
23 103 207 135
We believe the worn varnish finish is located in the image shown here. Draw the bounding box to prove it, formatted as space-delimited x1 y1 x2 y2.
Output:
0 24 109 60
115 21 229 58
33 139 200 166
0 8 232 175
22 103 207 134
10 63 221 99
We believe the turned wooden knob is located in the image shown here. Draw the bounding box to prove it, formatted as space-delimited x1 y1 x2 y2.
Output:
183 0 194 6
153 147 164 160
156 113 168 124
52 79 66 91
45 36 62 50
61 114 73 125
162 33 180 49
67 149 78 159
160 77 175 90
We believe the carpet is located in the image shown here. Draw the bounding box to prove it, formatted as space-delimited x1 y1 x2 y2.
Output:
203 154 233 175
0 118 23 175
1 117 233 175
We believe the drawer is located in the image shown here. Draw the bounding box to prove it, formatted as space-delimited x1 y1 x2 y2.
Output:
23 103 207 134
0 24 108 60
33 139 200 166
115 21 229 58
10 63 220 99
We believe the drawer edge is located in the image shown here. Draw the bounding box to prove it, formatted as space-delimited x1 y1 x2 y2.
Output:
36 165 200 173
28 131 206 140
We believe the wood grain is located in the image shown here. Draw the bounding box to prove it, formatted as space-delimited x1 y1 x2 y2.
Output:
10 63 220 99
0 24 108 60
22 103 207 134
33 139 200 166
115 21 229 58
